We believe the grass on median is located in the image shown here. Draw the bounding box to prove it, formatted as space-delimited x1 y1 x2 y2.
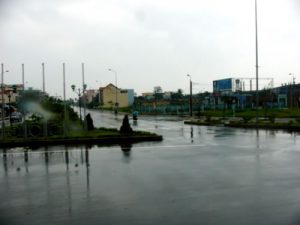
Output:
0 125 159 143
200 108 300 119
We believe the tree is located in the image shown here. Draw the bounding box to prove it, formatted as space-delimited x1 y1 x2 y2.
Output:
171 89 184 100
87 93 100 109
120 115 133 134
153 86 163 100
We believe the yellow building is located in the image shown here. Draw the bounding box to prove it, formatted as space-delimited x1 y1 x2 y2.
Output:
142 92 154 100
100 84 133 108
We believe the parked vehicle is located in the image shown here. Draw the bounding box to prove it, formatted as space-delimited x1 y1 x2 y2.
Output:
10 112 22 123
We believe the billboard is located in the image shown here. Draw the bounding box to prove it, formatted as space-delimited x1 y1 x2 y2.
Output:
213 78 233 93
213 78 243 93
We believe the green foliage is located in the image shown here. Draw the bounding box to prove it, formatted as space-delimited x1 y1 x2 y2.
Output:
171 89 184 100
12 85 17 93
98 127 119 132
268 113 276 123
86 93 100 109
154 92 163 100
100 106 132 113
118 107 132 113
29 114 43 122
201 108 300 119
41 96 79 121
242 115 253 124
205 115 211 123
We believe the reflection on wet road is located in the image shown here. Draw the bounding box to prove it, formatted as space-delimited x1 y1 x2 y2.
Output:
0 110 300 225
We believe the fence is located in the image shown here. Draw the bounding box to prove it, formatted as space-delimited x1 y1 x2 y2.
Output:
0 121 64 140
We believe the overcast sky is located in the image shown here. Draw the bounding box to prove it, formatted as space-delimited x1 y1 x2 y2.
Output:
0 0 299 97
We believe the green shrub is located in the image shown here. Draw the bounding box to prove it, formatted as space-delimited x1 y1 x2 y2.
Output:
268 113 276 123
205 115 211 123
242 115 253 124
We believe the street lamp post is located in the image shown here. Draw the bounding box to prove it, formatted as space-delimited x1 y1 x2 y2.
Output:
108 68 118 114
22 63 27 138
71 85 84 121
95 80 101 106
187 74 192 117
42 62 45 93
289 73 295 85
81 63 87 128
232 99 236 117
1 64 9 139
289 73 295 108
63 63 68 136
7 91 12 127
255 0 259 125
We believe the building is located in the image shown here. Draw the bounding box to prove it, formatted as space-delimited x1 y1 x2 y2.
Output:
126 89 134 105
0 84 24 104
163 91 172 100
213 77 274 95
213 78 243 95
212 77 300 109
142 90 172 100
100 84 134 108
84 89 98 104
142 92 154 100
272 83 300 108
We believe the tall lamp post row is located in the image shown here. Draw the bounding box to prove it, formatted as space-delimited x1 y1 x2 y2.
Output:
7 90 14 127
289 73 296 108
71 84 87 121
0 62 93 139
255 0 259 125
187 74 193 117
1 64 9 138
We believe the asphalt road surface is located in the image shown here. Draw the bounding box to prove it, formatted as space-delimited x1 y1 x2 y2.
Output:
0 110 300 225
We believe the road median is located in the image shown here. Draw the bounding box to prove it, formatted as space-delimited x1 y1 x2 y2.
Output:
0 129 163 148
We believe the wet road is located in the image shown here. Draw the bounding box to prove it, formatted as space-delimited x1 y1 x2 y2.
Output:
1 110 300 225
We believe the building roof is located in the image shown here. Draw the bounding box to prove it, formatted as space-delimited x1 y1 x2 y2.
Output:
100 83 120 90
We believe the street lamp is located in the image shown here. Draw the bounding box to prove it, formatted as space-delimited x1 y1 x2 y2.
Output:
71 84 86 121
42 62 45 93
7 91 12 127
289 73 295 85
187 74 192 117
95 80 101 106
1 64 9 139
21 63 27 138
255 0 259 125
289 73 296 108
108 68 118 114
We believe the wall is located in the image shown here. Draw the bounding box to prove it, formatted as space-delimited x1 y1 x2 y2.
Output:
101 84 129 108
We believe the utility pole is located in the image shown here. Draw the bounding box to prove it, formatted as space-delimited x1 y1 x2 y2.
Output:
42 62 45 93
1 63 5 139
255 0 259 125
82 63 87 131
187 74 192 117
8 92 12 127
71 85 83 121
108 68 118 114
63 63 68 136
22 63 27 138
22 64 25 90
41 62 47 137
289 73 295 108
